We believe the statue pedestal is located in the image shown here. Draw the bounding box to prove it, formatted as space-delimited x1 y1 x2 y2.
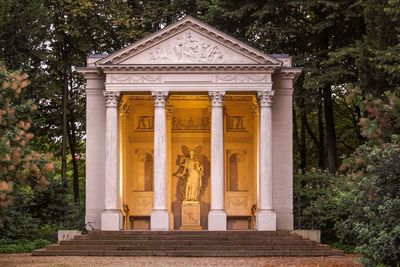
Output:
180 201 202 230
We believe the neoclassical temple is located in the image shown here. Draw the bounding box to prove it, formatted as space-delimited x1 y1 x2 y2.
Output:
78 16 301 232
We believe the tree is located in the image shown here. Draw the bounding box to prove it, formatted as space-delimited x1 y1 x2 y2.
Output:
0 65 54 227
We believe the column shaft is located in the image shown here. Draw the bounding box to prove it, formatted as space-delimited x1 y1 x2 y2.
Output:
151 91 170 230
256 90 276 231
208 91 227 230
101 91 122 230
153 105 167 210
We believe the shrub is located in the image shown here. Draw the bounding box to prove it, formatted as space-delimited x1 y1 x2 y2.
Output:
337 141 400 266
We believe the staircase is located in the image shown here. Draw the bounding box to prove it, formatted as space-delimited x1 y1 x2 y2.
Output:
32 230 344 257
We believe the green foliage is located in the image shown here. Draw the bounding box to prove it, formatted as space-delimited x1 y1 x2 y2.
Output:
0 177 84 242
296 94 400 265
330 242 356 254
338 141 400 266
294 169 358 243
0 239 50 253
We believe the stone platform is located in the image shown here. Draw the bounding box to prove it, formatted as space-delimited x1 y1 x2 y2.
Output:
32 230 344 257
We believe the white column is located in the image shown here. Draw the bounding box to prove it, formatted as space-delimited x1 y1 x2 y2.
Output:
101 91 122 230
208 91 227 231
150 91 170 230
256 90 276 231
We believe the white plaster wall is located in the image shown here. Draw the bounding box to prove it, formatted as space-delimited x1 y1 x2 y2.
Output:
85 77 106 229
271 76 294 230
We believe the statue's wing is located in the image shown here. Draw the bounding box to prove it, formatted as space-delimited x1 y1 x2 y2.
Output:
181 145 190 156
194 145 203 156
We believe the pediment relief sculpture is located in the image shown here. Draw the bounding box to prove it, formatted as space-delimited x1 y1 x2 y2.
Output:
149 32 223 63
119 29 259 65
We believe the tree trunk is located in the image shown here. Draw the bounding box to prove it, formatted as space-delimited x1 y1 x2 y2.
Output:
323 85 338 173
68 72 80 204
293 107 301 170
318 88 325 169
68 117 80 204
61 70 68 185
299 97 307 172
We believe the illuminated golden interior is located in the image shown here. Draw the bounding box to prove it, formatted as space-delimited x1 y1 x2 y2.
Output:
120 94 258 230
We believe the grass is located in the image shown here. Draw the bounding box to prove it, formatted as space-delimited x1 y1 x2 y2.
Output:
0 239 50 253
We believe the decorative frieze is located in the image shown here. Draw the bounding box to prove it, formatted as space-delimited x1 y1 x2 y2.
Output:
109 74 161 83
216 74 268 83
151 91 169 107
208 91 225 107
104 91 120 107
257 90 274 107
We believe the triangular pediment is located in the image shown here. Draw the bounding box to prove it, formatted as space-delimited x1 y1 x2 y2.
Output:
96 16 281 66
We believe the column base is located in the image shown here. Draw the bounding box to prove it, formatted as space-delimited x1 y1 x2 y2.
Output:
101 210 122 231
208 210 227 231
151 210 169 231
256 210 276 231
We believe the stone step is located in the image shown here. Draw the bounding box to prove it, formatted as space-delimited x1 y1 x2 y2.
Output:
33 230 344 257
88 230 292 236
75 235 302 242
60 239 314 246
32 249 344 257
45 244 331 251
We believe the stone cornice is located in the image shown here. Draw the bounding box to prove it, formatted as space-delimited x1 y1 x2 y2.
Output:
275 68 303 81
76 67 104 78
99 64 278 73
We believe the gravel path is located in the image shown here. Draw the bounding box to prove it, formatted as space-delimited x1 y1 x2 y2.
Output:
0 253 361 267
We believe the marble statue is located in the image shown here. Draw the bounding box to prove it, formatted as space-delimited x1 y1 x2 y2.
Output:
177 150 204 201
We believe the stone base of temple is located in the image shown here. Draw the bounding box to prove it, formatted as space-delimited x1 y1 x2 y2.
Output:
256 210 276 231
208 210 227 231
101 211 122 231
150 210 169 231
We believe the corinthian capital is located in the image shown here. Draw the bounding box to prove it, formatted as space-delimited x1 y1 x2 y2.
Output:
151 91 169 107
257 90 274 107
208 91 225 107
104 91 120 107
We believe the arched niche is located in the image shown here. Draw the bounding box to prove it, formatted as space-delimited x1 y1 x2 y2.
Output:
135 151 154 191
227 151 247 191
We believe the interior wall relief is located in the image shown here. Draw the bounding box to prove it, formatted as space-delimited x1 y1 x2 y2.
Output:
227 116 246 132
172 116 210 131
136 116 153 131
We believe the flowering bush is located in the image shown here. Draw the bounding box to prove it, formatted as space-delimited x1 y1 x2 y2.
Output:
0 65 54 227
